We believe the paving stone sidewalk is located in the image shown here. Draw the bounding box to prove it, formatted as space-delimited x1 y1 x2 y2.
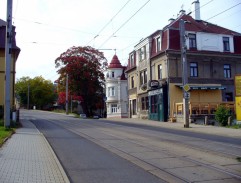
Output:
0 120 70 183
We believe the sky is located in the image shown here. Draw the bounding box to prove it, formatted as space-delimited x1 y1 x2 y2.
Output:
0 0 240 83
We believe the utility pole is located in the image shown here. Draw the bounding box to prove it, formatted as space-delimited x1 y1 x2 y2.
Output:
27 84 30 110
66 74 69 115
4 0 13 128
179 19 189 128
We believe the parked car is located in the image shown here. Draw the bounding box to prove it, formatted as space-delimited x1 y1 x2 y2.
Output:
79 113 87 119
93 115 99 119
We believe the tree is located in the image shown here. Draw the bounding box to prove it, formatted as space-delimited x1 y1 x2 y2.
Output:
55 46 107 116
15 76 57 109
214 105 232 126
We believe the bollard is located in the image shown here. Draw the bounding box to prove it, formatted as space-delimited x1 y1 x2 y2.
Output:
204 116 208 125
228 116 232 126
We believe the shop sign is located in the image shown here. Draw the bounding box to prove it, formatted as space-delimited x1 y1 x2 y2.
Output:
148 88 162 96
149 80 160 89
235 75 241 96
236 96 241 121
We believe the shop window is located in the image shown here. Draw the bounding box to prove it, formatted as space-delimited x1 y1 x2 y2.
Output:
151 95 158 113
224 64 231 78
111 104 117 113
190 62 198 77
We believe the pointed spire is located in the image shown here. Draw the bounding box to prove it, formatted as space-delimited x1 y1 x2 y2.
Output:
108 54 123 68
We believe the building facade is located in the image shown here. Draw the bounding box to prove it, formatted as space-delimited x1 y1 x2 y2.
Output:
0 19 20 116
105 55 128 118
126 1 241 122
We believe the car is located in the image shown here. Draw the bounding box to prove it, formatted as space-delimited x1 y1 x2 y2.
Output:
79 113 87 119
93 115 99 119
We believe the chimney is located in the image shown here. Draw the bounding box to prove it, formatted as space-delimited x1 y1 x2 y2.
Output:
192 0 201 20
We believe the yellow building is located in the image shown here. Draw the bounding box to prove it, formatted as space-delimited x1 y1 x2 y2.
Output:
0 19 20 115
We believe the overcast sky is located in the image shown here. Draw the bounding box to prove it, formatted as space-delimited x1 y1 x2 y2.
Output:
0 0 240 82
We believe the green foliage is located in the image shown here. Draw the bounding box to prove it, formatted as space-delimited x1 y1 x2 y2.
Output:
214 105 232 126
15 76 57 109
227 124 241 129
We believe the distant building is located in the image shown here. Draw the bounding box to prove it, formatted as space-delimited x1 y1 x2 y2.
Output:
0 19 20 115
105 55 128 118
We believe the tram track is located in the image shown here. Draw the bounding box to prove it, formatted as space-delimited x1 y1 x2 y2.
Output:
33 117 241 182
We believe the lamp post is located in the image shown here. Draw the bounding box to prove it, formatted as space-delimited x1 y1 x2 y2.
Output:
66 74 69 115
179 19 190 128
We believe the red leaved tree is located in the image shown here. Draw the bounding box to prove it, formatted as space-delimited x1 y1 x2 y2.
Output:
55 46 107 116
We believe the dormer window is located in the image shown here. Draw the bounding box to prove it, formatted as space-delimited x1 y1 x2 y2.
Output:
156 37 161 52
223 37 230 52
189 33 197 49
139 46 146 61
130 54 134 67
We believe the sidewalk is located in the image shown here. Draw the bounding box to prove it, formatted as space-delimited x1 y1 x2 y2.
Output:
0 120 70 183
104 117 241 138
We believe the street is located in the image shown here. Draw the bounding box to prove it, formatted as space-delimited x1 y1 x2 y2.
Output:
22 110 241 183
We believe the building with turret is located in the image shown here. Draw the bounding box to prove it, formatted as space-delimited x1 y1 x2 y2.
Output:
105 55 128 118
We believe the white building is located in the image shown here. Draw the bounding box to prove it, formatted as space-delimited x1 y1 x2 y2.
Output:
105 55 128 118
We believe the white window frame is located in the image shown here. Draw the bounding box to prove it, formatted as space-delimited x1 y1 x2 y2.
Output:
111 104 118 113
156 36 161 52
108 87 115 97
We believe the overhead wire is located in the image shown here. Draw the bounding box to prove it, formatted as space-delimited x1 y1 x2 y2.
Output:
98 0 151 49
86 0 133 46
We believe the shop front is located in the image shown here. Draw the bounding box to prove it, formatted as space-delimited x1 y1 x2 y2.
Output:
148 80 168 122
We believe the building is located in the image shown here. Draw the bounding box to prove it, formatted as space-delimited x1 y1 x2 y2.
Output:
126 1 241 122
105 54 128 118
0 19 20 117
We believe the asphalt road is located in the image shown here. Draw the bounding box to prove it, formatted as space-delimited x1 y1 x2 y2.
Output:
31 116 165 183
23 110 241 183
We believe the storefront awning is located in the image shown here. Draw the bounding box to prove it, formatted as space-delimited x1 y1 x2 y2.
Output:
176 84 226 90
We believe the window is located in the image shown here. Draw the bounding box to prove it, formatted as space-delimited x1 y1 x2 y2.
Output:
139 46 146 61
223 37 230 51
158 64 162 79
131 76 134 88
130 54 134 67
111 104 117 113
189 33 196 48
156 37 161 51
132 99 137 115
151 65 155 80
224 64 231 78
225 92 233 101
108 87 115 96
190 62 198 77
150 95 158 113
141 97 149 110
111 71 115 78
140 70 147 85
